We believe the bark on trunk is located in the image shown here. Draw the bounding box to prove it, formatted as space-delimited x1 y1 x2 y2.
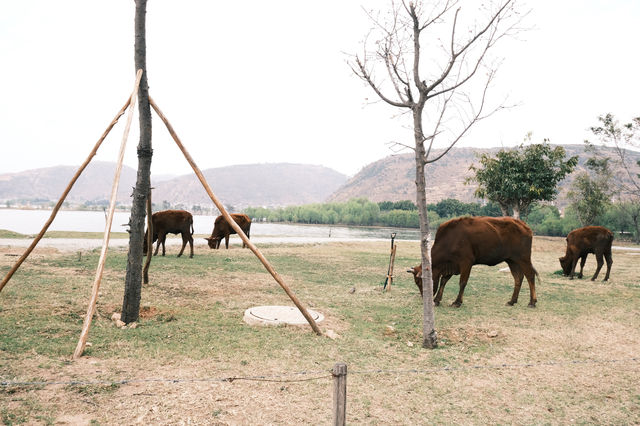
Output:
512 205 520 220
414 108 437 349
122 0 152 323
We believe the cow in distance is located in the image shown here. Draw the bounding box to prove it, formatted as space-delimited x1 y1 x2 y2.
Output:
144 210 194 258
559 226 613 281
408 216 539 307
205 213 252 249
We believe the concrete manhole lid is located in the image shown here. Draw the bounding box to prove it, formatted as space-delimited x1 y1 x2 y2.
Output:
243 305 324 326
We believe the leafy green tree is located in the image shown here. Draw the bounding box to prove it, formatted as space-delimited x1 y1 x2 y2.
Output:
469 140 578 219
567 158 613 226
378 201 395 211
433 199 467 218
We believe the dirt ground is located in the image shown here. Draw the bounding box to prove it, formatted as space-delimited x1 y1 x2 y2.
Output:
1 238 639 425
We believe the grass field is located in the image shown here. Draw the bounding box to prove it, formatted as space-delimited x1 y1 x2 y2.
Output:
1 236 639 424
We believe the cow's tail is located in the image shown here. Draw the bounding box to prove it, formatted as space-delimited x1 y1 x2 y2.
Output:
533 266 541 285
190 218 194 236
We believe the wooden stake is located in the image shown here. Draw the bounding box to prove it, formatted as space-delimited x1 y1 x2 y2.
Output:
385 243 397 291
149 97 323 336
332 362 347 426
73 70 143 359
0 97 133 294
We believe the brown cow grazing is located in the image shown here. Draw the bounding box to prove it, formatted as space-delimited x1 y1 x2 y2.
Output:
144 210 194 258
559 226 613 281
407 216 539 307
205 213 252 249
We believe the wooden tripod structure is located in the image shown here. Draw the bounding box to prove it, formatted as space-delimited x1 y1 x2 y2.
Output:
0 70 323 359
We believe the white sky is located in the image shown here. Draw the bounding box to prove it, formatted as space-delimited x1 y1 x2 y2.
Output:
0 0 638 178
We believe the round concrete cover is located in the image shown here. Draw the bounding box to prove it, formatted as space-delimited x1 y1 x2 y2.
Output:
243 305 324 326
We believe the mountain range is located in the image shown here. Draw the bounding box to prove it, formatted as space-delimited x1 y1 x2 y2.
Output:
330 144 640 207
1 145 638 210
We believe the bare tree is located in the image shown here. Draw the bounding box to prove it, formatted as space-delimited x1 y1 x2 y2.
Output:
351 0 524 348
586 113 640 242
122 0 152 324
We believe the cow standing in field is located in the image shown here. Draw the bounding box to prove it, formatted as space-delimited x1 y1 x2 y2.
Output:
205 213 252 249
407 216 539 307
144 210 194 258
559 226 613 281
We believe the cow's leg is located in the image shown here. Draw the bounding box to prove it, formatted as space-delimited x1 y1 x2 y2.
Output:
591 252 604 281
451 264 472 307
577 254 587 279
153 234 162 256
177 233 187 257
225 235 230 249
506 261 523 306
569 256 579 280
160 233 167 256
523 263 537 307
434 275 451 306
510 261 537 307
603 250 612 281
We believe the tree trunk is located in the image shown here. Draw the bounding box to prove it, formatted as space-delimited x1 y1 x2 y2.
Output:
512 205 520 220
122 0 152 324
414 108 437 349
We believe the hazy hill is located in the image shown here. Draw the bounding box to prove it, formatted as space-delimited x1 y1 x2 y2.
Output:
328 145 640 208
0 162 347 209
152 163 347 209
0 161 137 204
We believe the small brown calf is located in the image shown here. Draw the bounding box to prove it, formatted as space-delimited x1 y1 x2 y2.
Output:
559 226 613 281
144 210 194 258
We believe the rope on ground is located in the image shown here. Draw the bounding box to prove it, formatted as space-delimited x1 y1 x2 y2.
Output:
349 356 640 376
2 357 638 388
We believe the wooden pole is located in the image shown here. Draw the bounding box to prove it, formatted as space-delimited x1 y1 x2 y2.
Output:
386 243 397 291
73 70 143 359
332 362 347 426
142 189 153 284
0 97 133 294
149 97 323 336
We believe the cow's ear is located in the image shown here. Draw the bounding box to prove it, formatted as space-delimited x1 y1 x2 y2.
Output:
204 237 212 241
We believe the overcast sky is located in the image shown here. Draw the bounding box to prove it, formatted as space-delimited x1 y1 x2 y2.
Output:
1 0 638 178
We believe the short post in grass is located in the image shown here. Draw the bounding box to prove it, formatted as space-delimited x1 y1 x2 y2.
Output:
332 362 347 426
383 233 397 291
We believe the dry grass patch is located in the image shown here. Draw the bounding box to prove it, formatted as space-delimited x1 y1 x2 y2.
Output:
1 237 639 424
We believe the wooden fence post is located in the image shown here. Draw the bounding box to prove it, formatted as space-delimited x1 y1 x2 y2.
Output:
332 362 347 426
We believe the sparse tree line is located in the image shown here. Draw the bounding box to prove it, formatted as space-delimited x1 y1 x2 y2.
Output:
245 113 640 243
243 197 639 242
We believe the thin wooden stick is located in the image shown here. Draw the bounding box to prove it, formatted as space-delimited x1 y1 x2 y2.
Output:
149 97 323 336
0 97 133 294
73 69 143 359
386 244 397 292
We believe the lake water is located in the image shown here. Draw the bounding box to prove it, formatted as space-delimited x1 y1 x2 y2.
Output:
0 208 420 243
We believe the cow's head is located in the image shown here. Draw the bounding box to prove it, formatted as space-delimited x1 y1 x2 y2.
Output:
204 236 221 249
142 231 157 255
407 265 424 296
407 264 443 298
558 255 572 276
